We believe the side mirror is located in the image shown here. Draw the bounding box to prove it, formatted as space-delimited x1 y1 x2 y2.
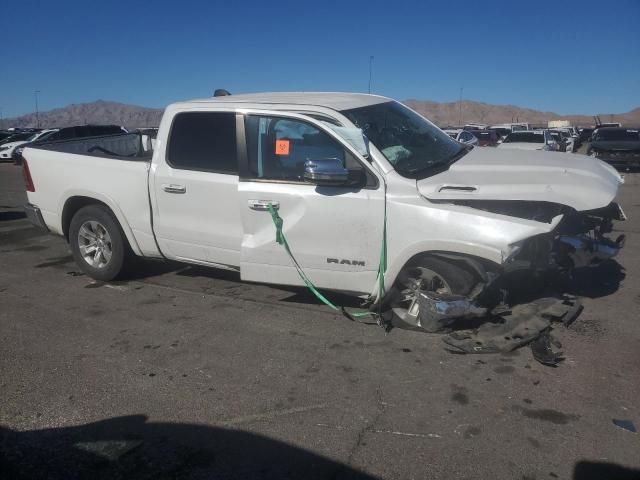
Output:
303 158 350 186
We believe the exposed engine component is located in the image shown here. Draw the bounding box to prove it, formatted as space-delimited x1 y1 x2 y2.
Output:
503 202 627 271
556 234 624 268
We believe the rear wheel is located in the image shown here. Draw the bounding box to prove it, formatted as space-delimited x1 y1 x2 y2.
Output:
390 256 479 331
69 205 130 281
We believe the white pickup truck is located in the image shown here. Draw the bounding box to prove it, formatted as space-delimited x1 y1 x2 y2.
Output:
22 92 626 329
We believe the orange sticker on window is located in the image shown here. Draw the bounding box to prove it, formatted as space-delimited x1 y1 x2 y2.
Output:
275 139 290 155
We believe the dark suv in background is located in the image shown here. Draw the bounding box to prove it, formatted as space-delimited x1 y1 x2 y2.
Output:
588 127 640 170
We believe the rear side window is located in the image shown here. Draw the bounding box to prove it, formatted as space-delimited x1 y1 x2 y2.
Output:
168 112 237 173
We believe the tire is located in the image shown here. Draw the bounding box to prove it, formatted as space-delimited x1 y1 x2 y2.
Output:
389 256 479 331
69 205 130 281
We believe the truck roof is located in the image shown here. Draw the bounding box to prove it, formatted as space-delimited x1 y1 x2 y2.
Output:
184 92 391 111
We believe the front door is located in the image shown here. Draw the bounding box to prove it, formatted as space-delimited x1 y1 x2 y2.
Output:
237 113 385 294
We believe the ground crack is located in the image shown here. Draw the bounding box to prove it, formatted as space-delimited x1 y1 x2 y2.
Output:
334 388 386 479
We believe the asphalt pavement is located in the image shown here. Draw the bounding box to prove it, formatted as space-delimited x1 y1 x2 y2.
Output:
1 162 639 480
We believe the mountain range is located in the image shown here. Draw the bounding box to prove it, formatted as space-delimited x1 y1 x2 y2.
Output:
1 99 638 129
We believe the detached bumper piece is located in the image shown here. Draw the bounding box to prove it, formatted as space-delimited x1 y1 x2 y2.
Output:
428 296 583 366
408 292 487 333
24 203 48 232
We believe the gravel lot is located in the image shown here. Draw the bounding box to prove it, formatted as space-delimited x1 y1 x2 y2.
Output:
1 161 639 479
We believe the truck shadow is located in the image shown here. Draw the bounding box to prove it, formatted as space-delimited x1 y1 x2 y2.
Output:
0 414 376 480
129 260 365 309
0 210 26 222
560 260 626 299
502 260 626 305
573 460 640 480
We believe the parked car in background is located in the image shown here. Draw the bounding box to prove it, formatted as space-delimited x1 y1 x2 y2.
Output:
443 128 461 139
134 127 159 152
579 128 595 144
0 130 18 142
13 124 127 164
456 130 479 145
550 129 575 153
463 123 487 130
0 131 34 146
0 129 58 161
1 132 41 160
468 129 499 146
487 126 511 142
588 127 640 170
549 131 567 152
557 127 580 149
497 130 557 151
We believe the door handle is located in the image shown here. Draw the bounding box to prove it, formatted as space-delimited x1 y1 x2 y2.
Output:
162 184 186 194
248 200 279 211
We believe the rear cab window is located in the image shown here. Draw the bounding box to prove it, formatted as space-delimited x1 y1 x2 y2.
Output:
167 112 238 174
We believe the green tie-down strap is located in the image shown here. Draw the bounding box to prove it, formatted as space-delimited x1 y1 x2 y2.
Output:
266 202 386 320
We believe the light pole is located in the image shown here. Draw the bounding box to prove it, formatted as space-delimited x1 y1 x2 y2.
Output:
368 56 374 94
34 90 40 128
458 87 463 126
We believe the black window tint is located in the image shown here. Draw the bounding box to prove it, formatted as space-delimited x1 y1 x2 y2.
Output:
168 112 237 173
245 115 349 181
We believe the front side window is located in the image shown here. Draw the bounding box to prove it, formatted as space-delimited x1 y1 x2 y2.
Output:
245 115 362 182
167 112 237 173
341 101 467 179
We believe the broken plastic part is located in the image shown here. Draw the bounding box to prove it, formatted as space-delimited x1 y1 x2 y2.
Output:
530 330 564 367
612 419 637 433
443 313 550 354
442 297 582 355
393 291 487 333
417 292 487 332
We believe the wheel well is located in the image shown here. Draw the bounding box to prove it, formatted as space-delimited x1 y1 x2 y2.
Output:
61 196 112 240
397 251 499 285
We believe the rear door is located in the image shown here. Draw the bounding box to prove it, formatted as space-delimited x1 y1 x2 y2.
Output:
150 110 243 266
237 112 385 294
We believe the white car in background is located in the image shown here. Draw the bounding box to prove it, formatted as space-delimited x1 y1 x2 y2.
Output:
443 128 479 146
497 130 557 151
551 130 575 153
557 127 579 151
0 129 58 160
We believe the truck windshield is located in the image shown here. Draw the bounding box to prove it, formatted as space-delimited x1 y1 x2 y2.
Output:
341 101 467 179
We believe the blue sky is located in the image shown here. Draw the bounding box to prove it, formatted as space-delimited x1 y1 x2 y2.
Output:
2 0 638 118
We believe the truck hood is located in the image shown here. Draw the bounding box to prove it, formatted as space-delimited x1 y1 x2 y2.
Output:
417 147 623 211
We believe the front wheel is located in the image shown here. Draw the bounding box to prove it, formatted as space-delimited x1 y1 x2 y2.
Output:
389 256 479 332
69 205 130 281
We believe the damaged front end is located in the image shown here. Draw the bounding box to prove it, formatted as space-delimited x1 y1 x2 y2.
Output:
384 199 626 360
504 201 626 273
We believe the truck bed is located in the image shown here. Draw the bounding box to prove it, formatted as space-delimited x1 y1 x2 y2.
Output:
23 135 160 258
31 132 153 160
